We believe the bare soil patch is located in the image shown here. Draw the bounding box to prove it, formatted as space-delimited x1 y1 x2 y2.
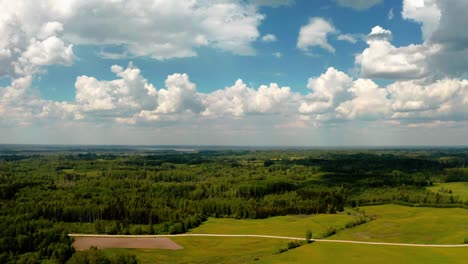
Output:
73 237 183 251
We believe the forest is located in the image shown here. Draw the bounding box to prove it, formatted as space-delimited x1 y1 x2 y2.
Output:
1 146 467 263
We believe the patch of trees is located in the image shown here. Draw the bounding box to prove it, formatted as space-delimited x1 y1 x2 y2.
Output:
276 153 457 174
0 215 74 264
67 247 137 264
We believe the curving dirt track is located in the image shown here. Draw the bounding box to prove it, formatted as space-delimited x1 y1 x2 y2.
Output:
69 233 468 248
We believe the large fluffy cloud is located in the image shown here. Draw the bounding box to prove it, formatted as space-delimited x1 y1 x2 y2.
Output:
299 67 353 115
297 18 336 53
1 64 467 129
202 80 298 117
74 64 206 124
0 75 79 125
388 78 468 122
0 76 38 125
299 67 389 122
430 0 468 49
297 67 467 125
0 0 264 64
0 14 73 78
75 64 157 113
356 26 440 80
402 0 441 41
402 0 468 76
356 0 468 80
336 79 389 120
155 74 204 115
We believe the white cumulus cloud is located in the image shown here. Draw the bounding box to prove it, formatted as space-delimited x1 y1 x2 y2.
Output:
402 0 441 41
0 0 264 63
356 26 440 80
75 63 157 114
336 79 389 120
299 67 353 114
297 18 336 53
388 79 468 122
202 80 298 118
155 73 204 115
0 14 73 78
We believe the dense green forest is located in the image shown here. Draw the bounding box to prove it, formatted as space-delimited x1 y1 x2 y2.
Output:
1 146 467 263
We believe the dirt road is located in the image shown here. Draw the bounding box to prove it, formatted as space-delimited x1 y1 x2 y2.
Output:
69 233 468 248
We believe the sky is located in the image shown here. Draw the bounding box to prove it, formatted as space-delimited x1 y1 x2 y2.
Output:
0 0 467 146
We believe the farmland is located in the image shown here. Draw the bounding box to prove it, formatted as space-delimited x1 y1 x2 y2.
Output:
331 204 468 244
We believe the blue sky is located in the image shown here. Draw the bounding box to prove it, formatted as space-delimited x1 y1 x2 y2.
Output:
1 0 467 145
34 0 423 101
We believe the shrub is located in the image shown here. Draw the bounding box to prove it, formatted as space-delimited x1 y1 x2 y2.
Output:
276 248 288 254
322 226 337 238
305 230 313 242
113 254 138 264
67 247 138 264
287 241 302 250
275 241 304 255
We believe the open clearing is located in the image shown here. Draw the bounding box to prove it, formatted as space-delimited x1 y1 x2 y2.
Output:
331 204 468 244
72 237 183 251
427 182 468 201
259 241 468 264
103 237 286 264
190 213 354 238
103 237 468 264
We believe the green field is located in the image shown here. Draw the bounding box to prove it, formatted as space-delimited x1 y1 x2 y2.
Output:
104 237 468 264
427 182 468 201
190 213 355 238
259 242 468 264
104 237 286 264
331 204 468 244
191 205 468 244
103 205 468 263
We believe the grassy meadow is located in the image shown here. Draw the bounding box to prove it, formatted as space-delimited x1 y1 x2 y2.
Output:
427 182 468 202
259 242 468 264
104 236 468 264
189 213 355 238
103 204 468 263
103 237 286 264
331 204 468 244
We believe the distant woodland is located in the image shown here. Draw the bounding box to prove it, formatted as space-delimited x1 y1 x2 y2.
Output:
1 148 467 263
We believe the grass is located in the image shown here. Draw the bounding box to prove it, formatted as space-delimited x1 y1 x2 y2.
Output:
258 241 468 264
427 182 468 201
331 204 468 244
103 237 468 264
189 213 355 238
103 237 287 264
100 205 468 263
